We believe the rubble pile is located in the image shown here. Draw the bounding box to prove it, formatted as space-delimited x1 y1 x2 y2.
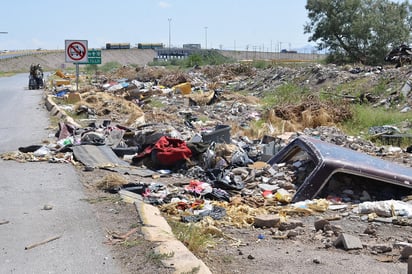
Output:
265 100 353 132
3 62 412 265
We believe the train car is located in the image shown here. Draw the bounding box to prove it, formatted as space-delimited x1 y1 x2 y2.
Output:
137 43 164 49
106 43 131 49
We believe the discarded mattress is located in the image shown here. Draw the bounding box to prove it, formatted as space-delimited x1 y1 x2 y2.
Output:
267 136 412 202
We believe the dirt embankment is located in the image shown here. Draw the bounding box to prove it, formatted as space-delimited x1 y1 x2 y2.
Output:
0 49 157 73
0 49 325 74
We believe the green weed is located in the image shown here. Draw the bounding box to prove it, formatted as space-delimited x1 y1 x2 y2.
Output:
341 105 412 136
145 251 174 265
99 61 122 72
181 266 201 274
169 221 215 255
121 239 142 248
261 83 311 107
148 99 165 108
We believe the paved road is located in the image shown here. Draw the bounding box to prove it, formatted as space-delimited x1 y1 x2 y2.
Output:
0 74 123 274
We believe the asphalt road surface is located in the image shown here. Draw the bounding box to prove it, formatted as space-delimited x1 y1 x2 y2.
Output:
0 74 123 274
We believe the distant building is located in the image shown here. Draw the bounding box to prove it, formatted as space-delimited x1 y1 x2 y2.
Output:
183 44 201 50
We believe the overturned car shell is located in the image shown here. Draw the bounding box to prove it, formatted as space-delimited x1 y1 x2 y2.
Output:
268 136 412 203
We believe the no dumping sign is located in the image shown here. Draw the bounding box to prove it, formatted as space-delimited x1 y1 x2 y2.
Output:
65 40 88 63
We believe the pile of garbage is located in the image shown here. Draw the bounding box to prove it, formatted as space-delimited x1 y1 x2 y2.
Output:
385 44 412 68
3 63 412 250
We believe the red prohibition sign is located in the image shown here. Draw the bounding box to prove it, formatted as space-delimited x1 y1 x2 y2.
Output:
67 42 86 61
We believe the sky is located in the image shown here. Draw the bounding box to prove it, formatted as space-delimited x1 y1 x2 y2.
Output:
0 0 314 52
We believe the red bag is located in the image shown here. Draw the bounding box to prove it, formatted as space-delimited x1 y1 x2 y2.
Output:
151 136 192 166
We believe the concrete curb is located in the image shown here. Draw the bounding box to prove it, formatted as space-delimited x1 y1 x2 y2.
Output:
45 94 66 119
135 198 212 274
44 94 81 127
44 94 57 111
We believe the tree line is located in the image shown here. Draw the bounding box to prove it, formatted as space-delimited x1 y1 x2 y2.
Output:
304 0 412 65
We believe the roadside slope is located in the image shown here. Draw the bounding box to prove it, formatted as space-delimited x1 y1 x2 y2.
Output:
0 49 157 73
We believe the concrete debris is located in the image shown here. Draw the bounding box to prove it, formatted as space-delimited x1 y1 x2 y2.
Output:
371 244 392 254
314 218 330 231
333 233 363 250
253 214 281 228
278 219 304 231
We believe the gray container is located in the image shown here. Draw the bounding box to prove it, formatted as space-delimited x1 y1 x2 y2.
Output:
201 125 231 143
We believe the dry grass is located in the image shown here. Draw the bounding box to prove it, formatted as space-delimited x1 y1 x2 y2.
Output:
96 173 128 190
75 91 145 126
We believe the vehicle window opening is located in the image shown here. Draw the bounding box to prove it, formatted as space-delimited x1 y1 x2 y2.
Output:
319 172 412 202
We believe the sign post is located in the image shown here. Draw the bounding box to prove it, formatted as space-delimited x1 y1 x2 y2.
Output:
65 40 88 91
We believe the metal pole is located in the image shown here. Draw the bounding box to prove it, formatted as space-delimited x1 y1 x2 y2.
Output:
204 27 208 50
75 63 79 91
168 18 172 59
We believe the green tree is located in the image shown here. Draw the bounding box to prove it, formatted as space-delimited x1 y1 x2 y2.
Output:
304 0 412 65
185 54 203 67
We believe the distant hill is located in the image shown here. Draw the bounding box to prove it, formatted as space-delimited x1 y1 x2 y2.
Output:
0 49 157 73
0 48 324 73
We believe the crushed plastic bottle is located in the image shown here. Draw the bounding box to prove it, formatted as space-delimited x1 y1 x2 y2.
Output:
274 188 292 203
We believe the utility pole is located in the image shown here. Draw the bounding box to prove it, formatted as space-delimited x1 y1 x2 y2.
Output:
168 18 172 59
204 27 208 50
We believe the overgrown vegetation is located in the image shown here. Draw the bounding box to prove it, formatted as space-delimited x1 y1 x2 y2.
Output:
0 71 16 77
169 220 215 255
305 0 412 65
145 251 174 266
341 105 412 136
261 83 312 107
98 61 122 72
148 50 235 68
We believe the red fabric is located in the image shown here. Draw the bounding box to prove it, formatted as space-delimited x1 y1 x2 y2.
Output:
152 136 192 166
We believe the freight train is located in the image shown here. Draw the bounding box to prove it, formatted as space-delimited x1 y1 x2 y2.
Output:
137 43 164 49
105 43 131 49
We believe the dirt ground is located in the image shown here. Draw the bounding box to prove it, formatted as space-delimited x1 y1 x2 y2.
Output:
3 52 412 273
202 215 410 274
76 166 410 274
77 167 175 274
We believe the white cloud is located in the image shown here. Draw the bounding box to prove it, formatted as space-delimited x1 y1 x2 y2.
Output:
158 1 171 8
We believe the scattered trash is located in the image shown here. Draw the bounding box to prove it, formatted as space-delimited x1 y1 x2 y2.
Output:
385 44 412 67
356 200 412 218
42 204 53 210
4 62 412 265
